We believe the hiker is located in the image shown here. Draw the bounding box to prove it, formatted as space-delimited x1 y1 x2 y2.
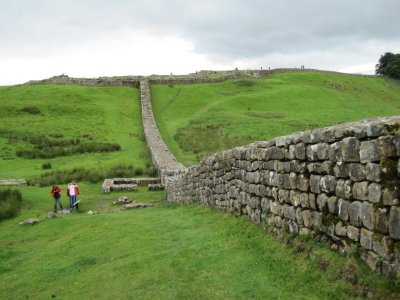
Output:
67 180 80 210
50 185 63 212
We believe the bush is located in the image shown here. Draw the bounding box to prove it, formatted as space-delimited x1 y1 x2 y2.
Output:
30 164 156 186
0 189 23 221
42 162 52 169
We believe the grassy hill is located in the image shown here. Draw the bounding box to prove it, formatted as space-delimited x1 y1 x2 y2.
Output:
151 71 400 166
0 84 151 180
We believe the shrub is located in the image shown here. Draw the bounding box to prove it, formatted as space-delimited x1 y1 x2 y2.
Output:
42 162 52 169
0 189 23 221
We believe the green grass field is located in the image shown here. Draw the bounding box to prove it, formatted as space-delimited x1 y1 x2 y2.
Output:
151 72 400 165
1 185 398 299
0 84 150 180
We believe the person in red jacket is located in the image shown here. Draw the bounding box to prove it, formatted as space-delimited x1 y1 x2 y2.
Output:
67 180 80 211
50 185 63 212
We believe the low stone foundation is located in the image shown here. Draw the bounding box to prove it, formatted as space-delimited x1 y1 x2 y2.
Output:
102 178 161 193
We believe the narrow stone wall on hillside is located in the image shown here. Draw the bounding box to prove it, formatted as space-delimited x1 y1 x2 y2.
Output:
28 76 140 87
165 116 400 277
140 80 185 182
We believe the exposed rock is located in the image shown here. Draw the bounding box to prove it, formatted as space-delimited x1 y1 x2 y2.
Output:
19 218 39 225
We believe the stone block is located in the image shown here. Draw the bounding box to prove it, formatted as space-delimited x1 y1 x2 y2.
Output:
283 205 296 221
290 190 301 207
338 198 350 221
378 136 397 158
320 175 337 194
302 210 312 227
381 261 397 279
372 233 393 260
348 201 363 226
310 175 321 194
310 161 333 175
383 184 400 206
365 163 382 182
335 221 347 236
327 196 338 214
335 179 352 199
311 211 322 229
299 193 309 208
339 137 361 162
306 144 319 161
347 225 360 241
296 208 304 225
249 197 261 209
261 198 270 211
295 143 306 160
367 183 381 204
309 193 317 209
289 172 297 189
264 147 286 160
316 193 328 212
288 145 296 160
362 202 374 230
349 163 367 181
360 140 380 163
333 162 349 178
375 208 389 234
317 143 330 160
389 206 400 239
352 181 369 201
290 160 307 173
270 201 282 216
296 174 310 192
361 250 380 272
278 189 290 204
360 228 374 250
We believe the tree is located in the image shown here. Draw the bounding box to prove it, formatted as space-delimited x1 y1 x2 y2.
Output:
375 52 400 79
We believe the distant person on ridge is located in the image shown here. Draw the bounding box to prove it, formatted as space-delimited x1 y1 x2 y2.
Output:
50 185 63 212
67 180 80 211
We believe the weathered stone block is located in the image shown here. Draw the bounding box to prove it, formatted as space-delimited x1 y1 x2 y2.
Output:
360 140 380 163
347 225 360 241
296 208 304 225
361 250 380 272
309 193 317 209
299 193 309 208
349 163 367 182
310 175 321 194
309 161 333 175
352 181 369 201
249 197 261 209
306 144 319 161
365 163 382 182
289 172 297 189
335 179 352 199
302 210 312 227
333 162 350 178
288 145 296 160
320 175 337 194
372 233 393 260
360 228 374 250
295 143 306 160
335 221 347 236
278 189 290 204
316 193 328 212
368 183 381 204
290 160 307 173
270 201 282 216
339 137 361 162
296 174 309 192
362 202 374 230
375 208 389 234
265 147 286 160
349 201 363 226
338 198 350 221
311 211 322 229
389 206 400 239
289 190 301 207
383 184 400 206
327 196 338 214
378 136 397 158
261 198 270 211
283 205 296 221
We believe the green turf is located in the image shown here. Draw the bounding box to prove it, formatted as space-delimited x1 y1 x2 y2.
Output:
1 184 398 299
0 84 150 180
151 72 400 165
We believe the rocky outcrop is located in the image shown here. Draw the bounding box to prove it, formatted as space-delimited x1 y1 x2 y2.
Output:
165 116 400 277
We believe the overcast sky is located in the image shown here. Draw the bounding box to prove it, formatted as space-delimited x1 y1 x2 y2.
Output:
1 0 399 85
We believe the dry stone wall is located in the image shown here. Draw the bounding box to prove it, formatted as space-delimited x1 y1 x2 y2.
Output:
165 116 400 277
140 80 185 182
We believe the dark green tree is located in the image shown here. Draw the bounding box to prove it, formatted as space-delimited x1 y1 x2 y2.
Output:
375 52 400 79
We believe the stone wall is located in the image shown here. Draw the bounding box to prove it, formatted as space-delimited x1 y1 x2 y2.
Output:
140 80 185 183
165 116 400 277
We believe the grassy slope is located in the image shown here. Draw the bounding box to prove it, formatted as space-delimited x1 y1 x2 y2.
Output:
0 84 150 179
151 72 400 166
1 187 398 299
